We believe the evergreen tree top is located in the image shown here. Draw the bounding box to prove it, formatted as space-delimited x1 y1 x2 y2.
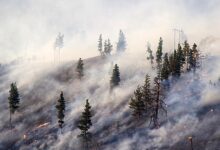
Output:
56 91 65 110
78 99 92 135
98 34 103 52
143 74 151 87
76 58 84 71
8 82 20 114
156 37 163 63
142 74 152 100
117 30 126 52
192 43 197 50
110 64 121 89
129 86 145 118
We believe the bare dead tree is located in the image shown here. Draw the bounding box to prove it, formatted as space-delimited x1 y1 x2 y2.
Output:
150 77 167 128
54 33 64 63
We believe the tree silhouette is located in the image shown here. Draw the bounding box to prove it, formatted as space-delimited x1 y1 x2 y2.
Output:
78 99 93 150
98 34 103 56
129 86 145 120
56 91 65 132
76 58 84 79
8 83 20 129
110 64 120 90
116 30 126 53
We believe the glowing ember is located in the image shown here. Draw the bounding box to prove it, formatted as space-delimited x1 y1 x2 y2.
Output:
188 136 193 141
23 134 27 139
36 122 49 129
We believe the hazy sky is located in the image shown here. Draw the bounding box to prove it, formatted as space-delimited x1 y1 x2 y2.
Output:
0 0 220 62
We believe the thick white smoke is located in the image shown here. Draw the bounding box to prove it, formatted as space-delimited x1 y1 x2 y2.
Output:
1 37 220 150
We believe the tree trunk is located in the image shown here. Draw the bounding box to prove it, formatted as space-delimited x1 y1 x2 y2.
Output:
9 111 12 129
59 48 61 63
154 79 160 128
60 128 62 134
190 138 194 150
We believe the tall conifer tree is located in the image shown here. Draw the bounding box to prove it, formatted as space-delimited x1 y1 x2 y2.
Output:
98 34 103 56
129 86 145 120
56 91 65 131
110 64 120 89
78 99 93 149
141 74 153 114
8 82 20 128
146 42 154 67
183 41 190 71
189 43 199 72
161 53 170 80
151 77 166 128
76 58 84 79
156 37 163 79
116 30 126 53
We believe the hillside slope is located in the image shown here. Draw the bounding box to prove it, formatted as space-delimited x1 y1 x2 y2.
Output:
0 53 220 150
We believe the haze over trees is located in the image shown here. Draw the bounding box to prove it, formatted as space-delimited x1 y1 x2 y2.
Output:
97 34 113 57
98 34 103 56
128 37 201 129
129 74 166 128
104 39 113 56
54 33 64 62
146 42 154 67
2 31 204 150
116 30 126 53
1 0 219 149
97 30 126 57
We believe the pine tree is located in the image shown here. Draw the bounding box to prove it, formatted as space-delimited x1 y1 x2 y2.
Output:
110 64 120 89
146 42 154 66
116 30 126 53
189 43 199 72
172 49 181 77
151 77 166 128
8 82 20 128
104 39 113 56
129 86 145 120
141 74 153 115
161 53 170 80
107 39 113 54
76 58 84 79
98 34 103 56
173 44 183 77
54 33 64 63
78 99 92 149
56 91 65 131
183 41 190 71
169 53 175 75
156 37 163 79
177 44 185 68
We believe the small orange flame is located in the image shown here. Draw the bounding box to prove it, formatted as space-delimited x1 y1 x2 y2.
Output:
36 122 49 129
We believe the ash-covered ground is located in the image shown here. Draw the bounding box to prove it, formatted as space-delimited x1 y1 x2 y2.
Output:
0 50 220 150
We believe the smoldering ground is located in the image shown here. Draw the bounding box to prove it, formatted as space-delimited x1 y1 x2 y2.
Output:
0 37 220 150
